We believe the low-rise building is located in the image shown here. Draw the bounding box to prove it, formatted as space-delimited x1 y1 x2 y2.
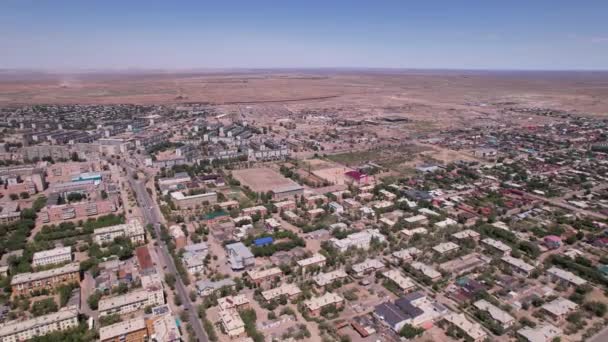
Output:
99 275 164 316
149 313 181 342
0 308 78 342
225 242 255 270
304 292 344 317
451 229 480 241
382 269 416 292
541 297 578 321
93 219 145 245
432 242 459 255
313 269 349 289
546 266 587 287
296 253 326 271
11 262 80 296
196 278 236 297
517 323 562 342
501 255 535 277
410 262 442 282
100 317 148 342
219 309 245 338
171 191 217 209
32 246 72 267
330 229 386 252
247 267 282 286
351 258 385 277
218 294 250 311
442 313 487 342
261 283 302 301
482 238 512 255
473 299 515 328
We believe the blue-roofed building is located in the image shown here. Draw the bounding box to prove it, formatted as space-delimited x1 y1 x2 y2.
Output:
254 237 273 247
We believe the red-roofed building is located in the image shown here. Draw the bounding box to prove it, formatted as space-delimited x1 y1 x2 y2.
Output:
344 171 370 185
135 246 155 275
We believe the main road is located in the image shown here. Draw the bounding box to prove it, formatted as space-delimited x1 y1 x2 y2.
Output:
125 163 208 342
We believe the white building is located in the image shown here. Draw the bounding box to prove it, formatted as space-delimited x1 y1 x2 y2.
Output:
330 229 386 252
442 313 487 342
382 269 416 292
0 308 78 342
517 323 562 342
99 274 164 316
93 219 145 245
501 255 535 277
32 247 72 267
473 299 515 328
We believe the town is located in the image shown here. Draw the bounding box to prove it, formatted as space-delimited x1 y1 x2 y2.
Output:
0 101 607 342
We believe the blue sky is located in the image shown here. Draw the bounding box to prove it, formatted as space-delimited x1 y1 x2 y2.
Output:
1 1 607 70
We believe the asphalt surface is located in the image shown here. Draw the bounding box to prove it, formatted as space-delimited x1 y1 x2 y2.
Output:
126 165 208 342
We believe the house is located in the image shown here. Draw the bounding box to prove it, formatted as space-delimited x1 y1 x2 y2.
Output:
169 225 187 249
501 255 535 277
304 292 344 317
219 309 245 338
482 238 512 255
473 299 515 329
403 215 428 227
374 291 448 332
296 253 327 271
313 269 349 289
330 229 386 252
351 259 385 278
382 269 416 293
434 218 458 229
261 283 302 301
543 235 562 249
517 323 563 342
410 262 442 282
546 266 587 287
432 242 459 255
247 267 282 286
442 313 487 342
541 297 578 321
451 229 480 241
218 295 250 311
196 278 236 297
225 242 255 270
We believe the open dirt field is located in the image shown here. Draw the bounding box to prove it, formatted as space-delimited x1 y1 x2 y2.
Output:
2 71 608 120
232 167 300 193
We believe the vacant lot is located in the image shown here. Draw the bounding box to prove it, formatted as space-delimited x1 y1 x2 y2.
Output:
232 167 300 193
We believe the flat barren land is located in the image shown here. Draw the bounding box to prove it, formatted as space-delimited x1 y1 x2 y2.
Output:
1 70 607 129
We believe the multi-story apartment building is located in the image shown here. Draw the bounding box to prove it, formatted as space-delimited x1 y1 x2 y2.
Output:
32 246 72 267
0 308 79 342
93 219 145 245
10 263 80 296
98 274 164 316
99 317 148 342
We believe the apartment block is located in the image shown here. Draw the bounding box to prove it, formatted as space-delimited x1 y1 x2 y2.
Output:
11 263 80 296
0 308 78 342
32 246 72 267
93 219 145 245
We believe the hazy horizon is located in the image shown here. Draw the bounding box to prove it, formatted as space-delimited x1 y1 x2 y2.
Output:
2 1 608 71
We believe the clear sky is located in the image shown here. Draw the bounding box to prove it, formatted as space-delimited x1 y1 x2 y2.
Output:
1 0 607 70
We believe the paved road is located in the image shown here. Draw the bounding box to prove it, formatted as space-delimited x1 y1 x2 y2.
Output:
589 326 608 342
522 190 607 220
125 165 208 342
